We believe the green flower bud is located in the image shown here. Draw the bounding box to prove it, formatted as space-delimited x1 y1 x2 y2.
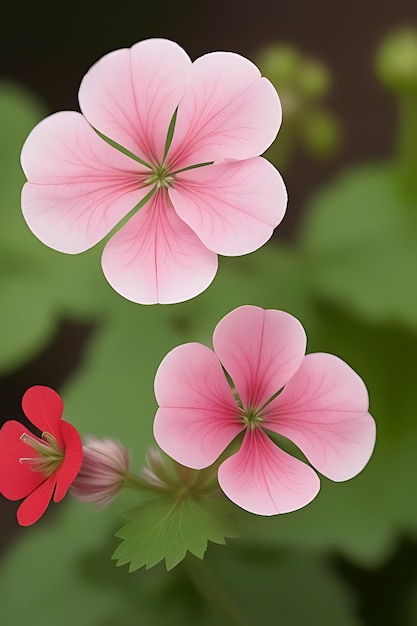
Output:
376 28 417 96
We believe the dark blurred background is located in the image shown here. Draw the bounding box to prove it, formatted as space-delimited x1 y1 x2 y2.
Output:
1 1 417 623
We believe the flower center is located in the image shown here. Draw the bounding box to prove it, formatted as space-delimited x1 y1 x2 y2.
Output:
19 431 64 478
145 165 174 189
240 406 264 431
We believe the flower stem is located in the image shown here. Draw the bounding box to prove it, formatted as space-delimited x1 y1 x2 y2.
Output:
183 555 247 626
122 472 169 494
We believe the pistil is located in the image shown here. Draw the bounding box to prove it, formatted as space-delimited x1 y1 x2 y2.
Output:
145 165 174 189
240 407 265 430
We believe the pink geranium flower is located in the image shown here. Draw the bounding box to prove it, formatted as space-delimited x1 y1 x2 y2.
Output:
153 305 376 515
21 38 286 304
0 386 82 525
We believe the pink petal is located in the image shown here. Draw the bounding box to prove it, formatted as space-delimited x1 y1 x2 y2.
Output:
16 476 56 526
0 421 45 500
213 306 306 410
169 157 286 255
101 190 218 304
53 420 83 502
21 111 150 253
21 386 64 446
218 428 320 515
264 353 376 481
79 39 191 164
154 343 243 468
167 51 281 169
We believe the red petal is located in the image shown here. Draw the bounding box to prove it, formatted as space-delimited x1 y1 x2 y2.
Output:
0 421 45 500
54 421 83 502
21 386 64 446
16 477 56 526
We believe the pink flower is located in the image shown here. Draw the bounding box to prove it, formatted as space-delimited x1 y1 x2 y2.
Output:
153 305 376 515
71 436 129 506
21 39 286 304
0 386 82 525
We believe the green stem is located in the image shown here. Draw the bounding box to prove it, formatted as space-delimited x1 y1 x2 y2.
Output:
397 95 417 200
183 555 247 626
122 472 169 494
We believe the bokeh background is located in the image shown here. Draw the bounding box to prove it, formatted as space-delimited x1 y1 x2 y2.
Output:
1 1 417 624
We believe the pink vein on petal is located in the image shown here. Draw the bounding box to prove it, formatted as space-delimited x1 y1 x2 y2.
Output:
79 39 191 164
154 342 243 468
218 428 320 515
169 157 287 255
264 353 376 481
213 306 306 409
101 190 218 304
21 111 150 253
167 51 281 169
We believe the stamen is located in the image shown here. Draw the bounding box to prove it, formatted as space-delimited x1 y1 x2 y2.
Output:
241 407 265 430
20 432 54 456
144 165 175 189
19 431 64 477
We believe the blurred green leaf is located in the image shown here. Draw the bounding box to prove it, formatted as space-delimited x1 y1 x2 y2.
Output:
299 162 417 327
169 242 317 346
62 304 180 459
0 503 130 625
0 500 212 626
0 264 57 371
0 81 45 257
0 82 58 370
206 545 361 626
0 81 147 372
114 495 239 571
0 499 360 626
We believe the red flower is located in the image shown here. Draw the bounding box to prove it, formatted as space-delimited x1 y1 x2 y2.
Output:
0 386 82 526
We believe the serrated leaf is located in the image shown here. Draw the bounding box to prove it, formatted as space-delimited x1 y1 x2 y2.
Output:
114 495 239 571
1 499 359 626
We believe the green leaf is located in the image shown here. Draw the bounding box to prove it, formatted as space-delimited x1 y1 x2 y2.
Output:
114 495 239 571
203 544 361 626
1 499 358 626
62 303 180 459
299 161 417 327
0 82 60 370
166 242 317 347
0 503 132 625
0 264 58 372
0 81 46 257
0 500 209 626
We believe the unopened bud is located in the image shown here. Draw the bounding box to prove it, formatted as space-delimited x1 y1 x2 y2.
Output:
71 436 129 506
